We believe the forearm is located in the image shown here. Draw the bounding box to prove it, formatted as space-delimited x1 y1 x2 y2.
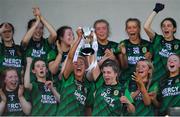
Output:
127 103 135 113
140 86 151 106
21 19 40 47
40 16 57 44
51 87 60 102
0 102 6 115
49 53 62 74
118 53 128 69
24 63 32 89
19 96 31 115
144 11 157 40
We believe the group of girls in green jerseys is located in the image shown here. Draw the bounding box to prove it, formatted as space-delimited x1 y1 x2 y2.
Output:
0 2 179 116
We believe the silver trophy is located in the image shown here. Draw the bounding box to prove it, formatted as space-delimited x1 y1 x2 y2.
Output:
81 27 95 56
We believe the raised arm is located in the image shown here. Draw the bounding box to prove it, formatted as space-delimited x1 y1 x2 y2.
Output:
144 3 164 41
132 72 151 106
21 15 40 47
0 89 6 115
63 28 82 79
48 40 63 75
24 57 33 90
37 7 57 44
18 85 31 115
117 42 128 69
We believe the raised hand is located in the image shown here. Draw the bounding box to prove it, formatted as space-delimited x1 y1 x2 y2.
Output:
56 40 63 54
26 57 33 65
33 7 41 20
76 27 83 39
132 72 144 89
0 23 6 34
45 80 53 90
119 43 126 55
145 52 152 61
153 3 165 13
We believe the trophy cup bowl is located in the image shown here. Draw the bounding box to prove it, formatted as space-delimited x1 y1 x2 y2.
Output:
81 27 95 56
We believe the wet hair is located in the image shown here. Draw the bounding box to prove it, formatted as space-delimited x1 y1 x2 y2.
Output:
101 59 120 78
56 26 72 41
93 19 110 37
161 17 177 33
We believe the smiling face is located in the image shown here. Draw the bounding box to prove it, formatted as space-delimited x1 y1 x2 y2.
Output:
102 66 118 85
94 21 109 41
161 20 176 40
136 60 152 83
32 22 44 41
61 28 74 46
167 55 180 73
73 57 86 79
32 60 47 79
4 70 19 92
1 23 14 43
126 20 141 41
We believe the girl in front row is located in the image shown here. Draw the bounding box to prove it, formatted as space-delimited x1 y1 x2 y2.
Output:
157 54 180 115
0 68 31 116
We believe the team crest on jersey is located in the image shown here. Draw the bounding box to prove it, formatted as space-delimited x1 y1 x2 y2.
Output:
142 47 147 53
174 44 179 50
113 90 119 96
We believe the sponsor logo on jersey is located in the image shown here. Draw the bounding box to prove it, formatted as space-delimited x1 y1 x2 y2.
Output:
159 48 174 58
74 90 86 105
128 56 144 65
3 58 21 68
162 86 180 97
7 103 22 112
133 47 140 54
31 47 46 57
40 85 57 104
101 88 115 107
7 94 22 112
41 94 57 104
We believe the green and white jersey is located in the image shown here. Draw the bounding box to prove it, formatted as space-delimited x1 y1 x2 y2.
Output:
2 88 29 116
158 74 180 115
56 72 94 116
97 41 118 62
128 80 158 116
0 43 23 77
30 81 57 116
151 34 180 84
92 74 132 116
21 38 52 63
119 39 152 84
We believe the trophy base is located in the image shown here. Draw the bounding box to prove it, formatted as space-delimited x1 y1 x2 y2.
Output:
81 48 95 56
